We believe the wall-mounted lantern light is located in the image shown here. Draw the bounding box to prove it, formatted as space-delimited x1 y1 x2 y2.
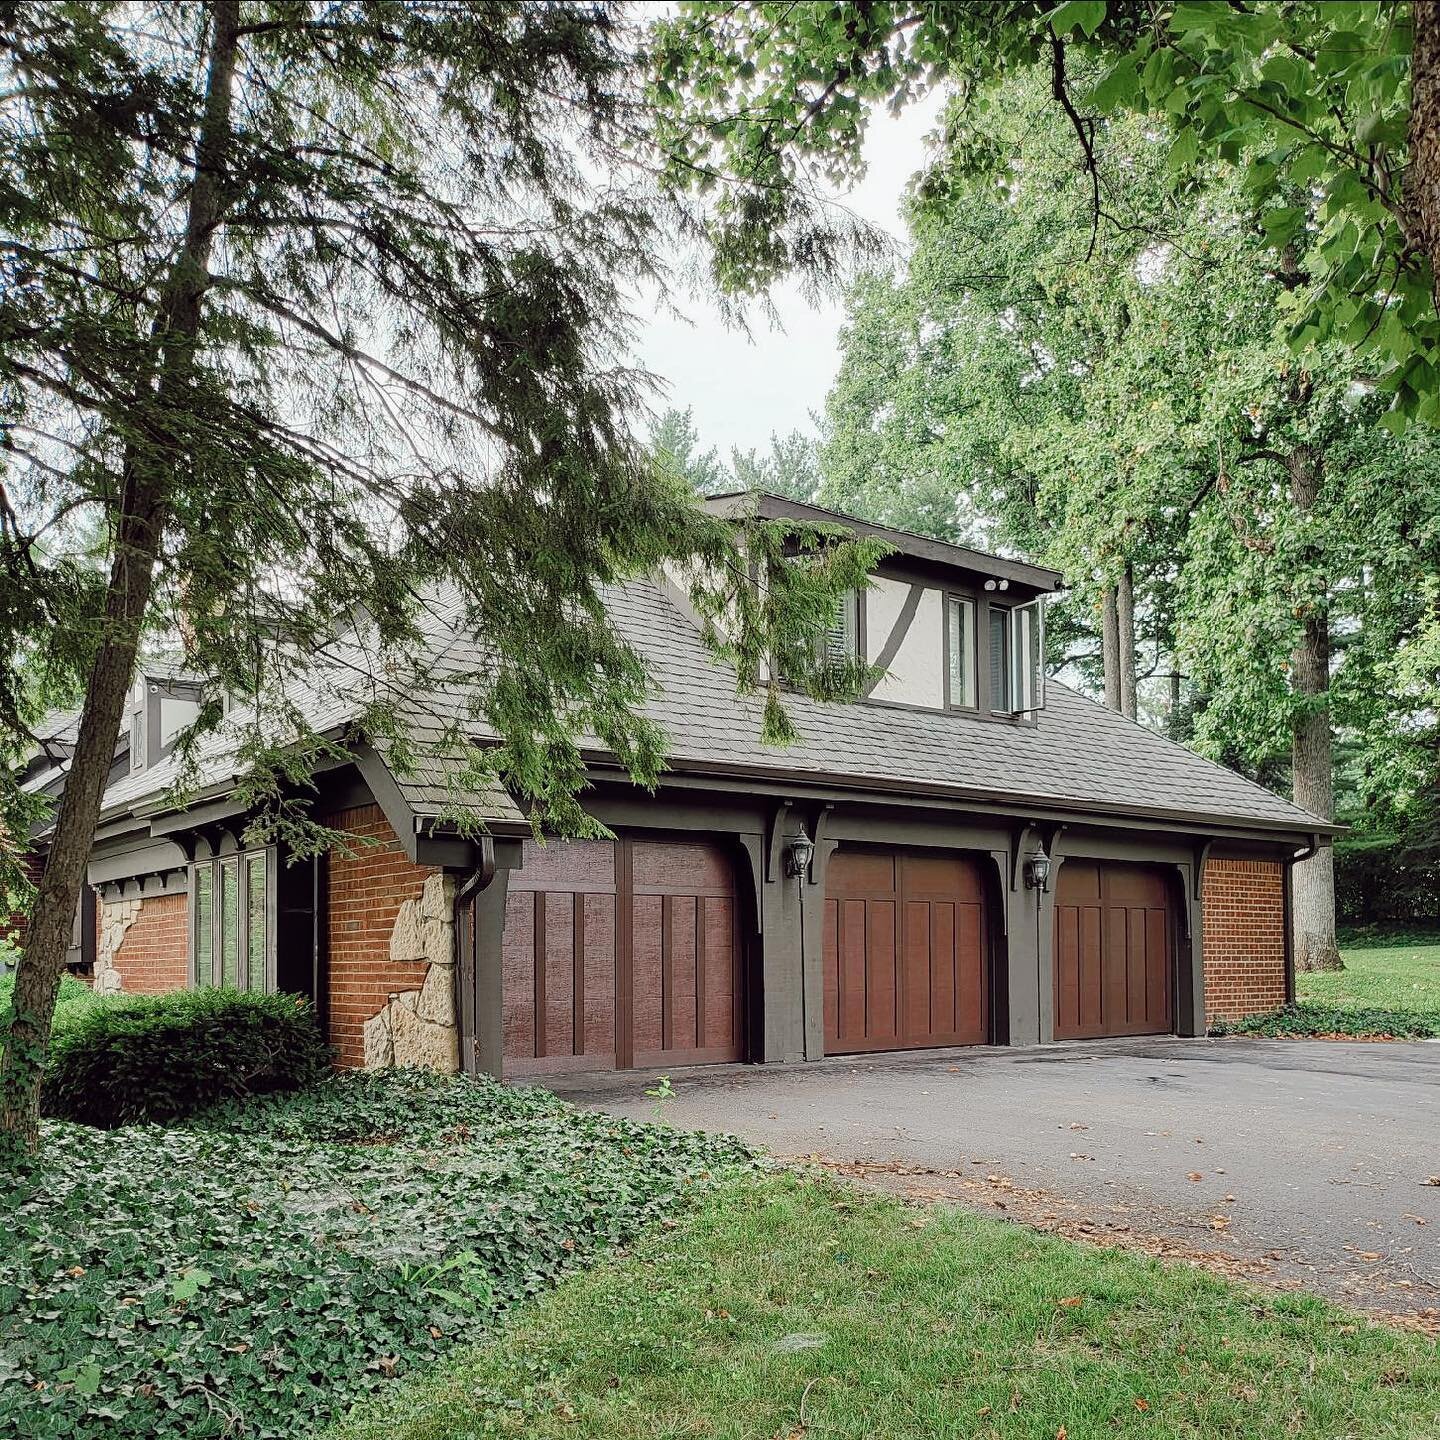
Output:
785 835 816 879
1023 851 1052 892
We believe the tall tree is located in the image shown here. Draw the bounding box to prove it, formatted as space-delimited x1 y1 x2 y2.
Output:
0 1 880 1153
652 1 1436 418
819 68 1440 971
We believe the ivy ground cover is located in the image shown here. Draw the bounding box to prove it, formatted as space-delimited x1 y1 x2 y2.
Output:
0 1070 754 1439
331 1173 1440 1440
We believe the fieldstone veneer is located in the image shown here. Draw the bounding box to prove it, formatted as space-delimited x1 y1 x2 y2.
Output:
362 872 459 1072
93 896 141 995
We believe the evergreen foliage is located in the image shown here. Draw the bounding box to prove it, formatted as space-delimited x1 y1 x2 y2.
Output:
40 988 332 1127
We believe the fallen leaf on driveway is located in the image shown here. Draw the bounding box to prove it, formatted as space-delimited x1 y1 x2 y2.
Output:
1424 1177 1440 1187
1187 1172 1204 1182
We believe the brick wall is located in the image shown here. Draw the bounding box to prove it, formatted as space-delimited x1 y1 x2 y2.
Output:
1202 857 1288 1021
322 804 439 1067
1 849 44 949
110 892 190 994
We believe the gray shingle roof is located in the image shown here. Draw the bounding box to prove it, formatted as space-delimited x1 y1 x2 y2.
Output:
595 580 1327 835
79 574 1325 839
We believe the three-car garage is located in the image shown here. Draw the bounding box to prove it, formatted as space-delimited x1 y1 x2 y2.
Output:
495 835 1182 1075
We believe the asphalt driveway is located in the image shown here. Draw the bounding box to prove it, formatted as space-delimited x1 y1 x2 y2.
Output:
544 1037 1440 1322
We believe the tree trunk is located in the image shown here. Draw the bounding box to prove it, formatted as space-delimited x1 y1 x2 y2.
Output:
1286 444 1343 973
1407 1 1440 316
0 1 240 1153
1101 584 1121 711
1117 563 1138 721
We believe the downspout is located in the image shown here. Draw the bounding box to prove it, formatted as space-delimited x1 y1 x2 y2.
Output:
452 836 497 1076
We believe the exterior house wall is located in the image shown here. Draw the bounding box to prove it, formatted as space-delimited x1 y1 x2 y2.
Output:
1 848 45 950
98 892 189 994
1202 857 1288 1021
865 577 945 708
321 803 458 1072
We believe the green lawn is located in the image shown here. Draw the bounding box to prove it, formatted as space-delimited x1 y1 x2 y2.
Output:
1304 933 1440 1016
330 1173 1440 1440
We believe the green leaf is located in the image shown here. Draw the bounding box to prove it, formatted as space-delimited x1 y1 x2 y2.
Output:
1047 1 1107 37
1167 126 1199 172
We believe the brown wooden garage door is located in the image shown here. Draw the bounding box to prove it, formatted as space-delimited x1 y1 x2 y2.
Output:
823 849 987 1054
1053 861 1173 1040
502 837 745 1076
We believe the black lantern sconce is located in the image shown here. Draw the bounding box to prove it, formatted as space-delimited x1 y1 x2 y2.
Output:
1023 850 1052 892
784 835 816 879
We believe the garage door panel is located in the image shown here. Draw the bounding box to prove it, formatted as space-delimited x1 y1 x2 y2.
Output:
700 896 740 1052
826 849 987 1054
929 902 955 1037
504 838 744 1075
1054 862 1173 1040
1080 905 1103 1032
865 900 898 1044
581 893 616 1063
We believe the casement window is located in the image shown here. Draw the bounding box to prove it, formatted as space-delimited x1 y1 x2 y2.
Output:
945 595 977 709
191 848 273 991
989 598 1046 716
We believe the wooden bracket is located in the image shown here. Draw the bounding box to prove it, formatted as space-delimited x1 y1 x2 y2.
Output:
1192 839 1213 901
765 800 792 884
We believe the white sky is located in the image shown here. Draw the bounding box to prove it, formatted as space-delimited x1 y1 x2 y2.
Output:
633 90 947 458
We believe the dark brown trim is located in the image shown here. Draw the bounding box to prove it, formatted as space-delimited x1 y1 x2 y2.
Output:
941 590 979 712
533 890 547 1060
703 490 1064 591
615 835 634 1070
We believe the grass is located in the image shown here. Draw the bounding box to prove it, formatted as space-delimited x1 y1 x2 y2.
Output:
0 970 104 1030
1303 932 1440 1016
329 1172 1440 1440
1213 933 1440 1039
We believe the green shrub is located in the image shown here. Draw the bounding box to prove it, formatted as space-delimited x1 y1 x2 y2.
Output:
40 987 332 1127
1210 1001 1439 1040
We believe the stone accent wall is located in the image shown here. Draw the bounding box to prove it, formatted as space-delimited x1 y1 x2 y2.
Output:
1202 857 1288 1022
97 892 189 995
322 804 458 1071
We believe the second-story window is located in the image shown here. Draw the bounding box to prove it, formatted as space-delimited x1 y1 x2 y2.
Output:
946 595 977 708
990 599 1045 715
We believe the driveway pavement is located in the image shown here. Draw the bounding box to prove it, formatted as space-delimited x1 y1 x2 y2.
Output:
543 1037 1440 1323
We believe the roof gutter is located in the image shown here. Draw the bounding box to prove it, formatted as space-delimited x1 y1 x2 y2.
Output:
576 752 1341 842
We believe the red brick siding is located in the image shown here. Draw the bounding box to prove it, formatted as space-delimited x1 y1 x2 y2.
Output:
1202 858 1288 1021
1 849 44 948
111 893 190 994
322 804 439 1067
